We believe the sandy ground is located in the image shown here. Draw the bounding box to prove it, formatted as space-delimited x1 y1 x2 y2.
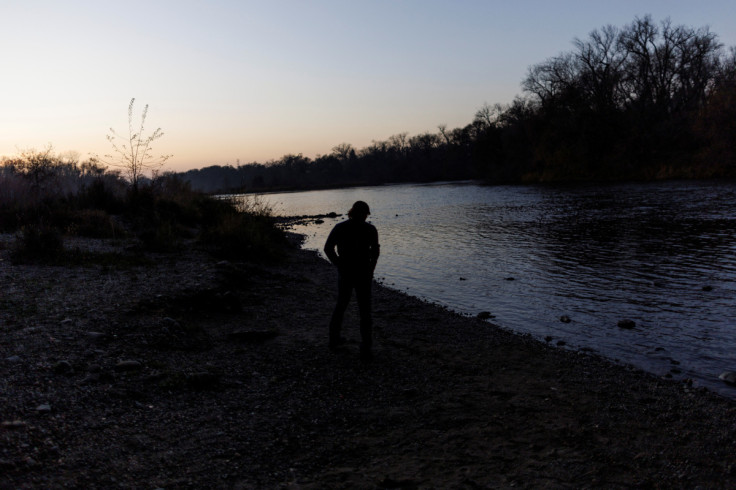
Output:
1 232 736 488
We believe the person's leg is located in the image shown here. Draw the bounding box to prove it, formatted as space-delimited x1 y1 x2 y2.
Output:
329 271 353 348
355 273 373 357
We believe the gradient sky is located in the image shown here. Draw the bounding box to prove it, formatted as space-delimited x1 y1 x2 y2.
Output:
2 1 735 172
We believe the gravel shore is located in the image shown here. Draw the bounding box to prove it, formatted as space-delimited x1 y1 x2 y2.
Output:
1 233 735 488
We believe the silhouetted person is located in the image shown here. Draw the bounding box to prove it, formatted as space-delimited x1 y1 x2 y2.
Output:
324 201 380 360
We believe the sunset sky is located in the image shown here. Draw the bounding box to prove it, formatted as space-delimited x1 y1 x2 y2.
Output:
2 0 735 172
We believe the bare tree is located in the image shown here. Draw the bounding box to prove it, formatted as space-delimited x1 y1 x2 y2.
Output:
618 16 721 114
331 143 355 160
474 102 503 129
388 132 409 156
574 24 627 112
437 124 452 145
10 145 57 189
523 52 580 104
100 98 171 190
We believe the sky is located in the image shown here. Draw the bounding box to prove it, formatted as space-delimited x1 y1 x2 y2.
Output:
2 1 735 172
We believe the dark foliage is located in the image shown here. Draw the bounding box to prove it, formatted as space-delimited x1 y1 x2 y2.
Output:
1 154 287 264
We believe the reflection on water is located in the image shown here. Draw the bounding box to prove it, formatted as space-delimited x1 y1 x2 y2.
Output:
255 180 736 397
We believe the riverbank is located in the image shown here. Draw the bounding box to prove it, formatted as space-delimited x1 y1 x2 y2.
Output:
1 233 735 488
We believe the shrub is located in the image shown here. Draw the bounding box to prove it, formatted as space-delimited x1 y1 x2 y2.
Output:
76 177 126 213
66 209 125 239
139 221 181 253
11 225 64 263
198 210 287 262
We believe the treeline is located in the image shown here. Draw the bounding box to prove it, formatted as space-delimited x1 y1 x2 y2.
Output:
180 16 736 193
178 133 476 194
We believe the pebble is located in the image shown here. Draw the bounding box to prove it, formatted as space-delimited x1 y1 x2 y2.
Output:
115 360 143 371
719 371 736 385
5 355 21 363
35 404 52 413
560 315 571 323
477 311 493 320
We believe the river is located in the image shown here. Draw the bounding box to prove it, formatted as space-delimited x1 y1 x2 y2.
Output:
245 180 736 397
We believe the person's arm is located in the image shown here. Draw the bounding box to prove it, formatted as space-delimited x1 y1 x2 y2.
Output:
368 227 380 273
324 227 340 267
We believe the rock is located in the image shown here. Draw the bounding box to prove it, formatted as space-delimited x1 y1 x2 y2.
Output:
80 374 101 385
505 277 515 281
702 285 713 292
560 315 571 323
459 277 467 281
35 404 52 413
187 372 220 390
5 355 21 363
719 371 736 385
544 336 553 343
314 219 324 224
477 311 493 320
115 360 143 371
161 317 181 329
52 360 73 374
85 331 107 341
618 319 636 329
228 329 279 343
60 318 74 326
556 340 567 347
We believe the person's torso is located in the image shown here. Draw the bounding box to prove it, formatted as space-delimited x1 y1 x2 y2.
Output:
334 220 377 268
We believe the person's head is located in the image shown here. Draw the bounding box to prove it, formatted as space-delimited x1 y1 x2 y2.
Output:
348 200 370 221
